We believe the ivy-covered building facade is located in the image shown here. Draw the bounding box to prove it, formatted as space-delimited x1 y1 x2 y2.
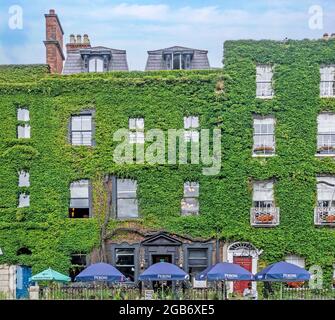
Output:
1 10 335 297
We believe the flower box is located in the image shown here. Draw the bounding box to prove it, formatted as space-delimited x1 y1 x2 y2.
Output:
253 146 274 155
287 281 304 288
326 215 335 223
317 146 335 154
256 214 274 223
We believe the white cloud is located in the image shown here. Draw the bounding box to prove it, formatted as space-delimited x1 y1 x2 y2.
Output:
2 1 335 69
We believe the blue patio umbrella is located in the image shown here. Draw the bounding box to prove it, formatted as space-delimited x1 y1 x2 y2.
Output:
139 262 189 281
75 263 126 282
196 262 254 281
195 262 254 300
255 261 310 282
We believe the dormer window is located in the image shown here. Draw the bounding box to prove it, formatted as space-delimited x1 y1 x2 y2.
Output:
89 58 104 73
164 52 192 70
81 49 112 73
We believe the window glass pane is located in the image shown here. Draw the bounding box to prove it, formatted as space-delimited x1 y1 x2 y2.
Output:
71 132 82 145
116 249 135 265
256 65 273 81
253 181 274 201
88 59 95 72
89 58 103 73
285 255 305 268
165 54 172 69
71 254 86 266
135 132 145 144
129 132 137 144
184 116 199 129
173 53 181 70
117 198 139 218
136 118 144 130
18 194 30 208
184 130 199 143
184 182 199 197
256 65 273 97
320 66 335 81
19 171 30 187
17 108 29 121
317 176 335 201
317 113 335 133
81 132 92 146
117 179 137 198
188 249 207 259
70 180 89 198
184 54 191 69
71 116 82 131
181 197 199 215
81 116 92 130
17 125 31 139
70 198 89 208
191 116 199 128
96 59 104 72
184 117 191 129
129 118 136 129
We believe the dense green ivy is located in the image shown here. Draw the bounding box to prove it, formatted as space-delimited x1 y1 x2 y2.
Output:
0 40 335 286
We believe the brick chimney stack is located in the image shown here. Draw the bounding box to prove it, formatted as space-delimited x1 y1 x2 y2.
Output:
44 9 65 74
66 34 91 53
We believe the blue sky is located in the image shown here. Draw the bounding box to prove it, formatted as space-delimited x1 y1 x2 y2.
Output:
0 0 334 70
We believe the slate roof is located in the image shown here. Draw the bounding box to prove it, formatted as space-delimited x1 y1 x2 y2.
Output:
145 46 210 71
63 46 129 75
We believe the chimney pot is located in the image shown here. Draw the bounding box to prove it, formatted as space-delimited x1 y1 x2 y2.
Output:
323 33 329 40
83 34 90 44
70 34 76 44
49 9 55 15
66 34 91 53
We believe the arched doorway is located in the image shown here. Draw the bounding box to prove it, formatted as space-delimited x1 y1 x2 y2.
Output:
227 242 261 296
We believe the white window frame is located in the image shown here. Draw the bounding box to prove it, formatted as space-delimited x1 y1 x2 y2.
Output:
256 65 274 99
181 182 199 215
129 118 145 144
285 255 305 268
320 65 335 98
253 180 274 207
88 57 104 73
317 113 335 155
165 53 192 70
253 116 275 157
70 114 93 146
116 178 139 219
184 116 199 142
70 180 90 209
18 193 30 208
17 108 30 121
316 176 335 206
18 171 30 187
17 108 30 139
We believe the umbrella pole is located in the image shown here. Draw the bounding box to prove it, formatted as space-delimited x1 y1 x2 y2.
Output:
280 282 283 300
161 282 164 300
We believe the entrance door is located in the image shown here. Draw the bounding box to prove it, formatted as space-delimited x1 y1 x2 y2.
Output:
16 266 32 299
151 254 172 264
233 256 252 295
